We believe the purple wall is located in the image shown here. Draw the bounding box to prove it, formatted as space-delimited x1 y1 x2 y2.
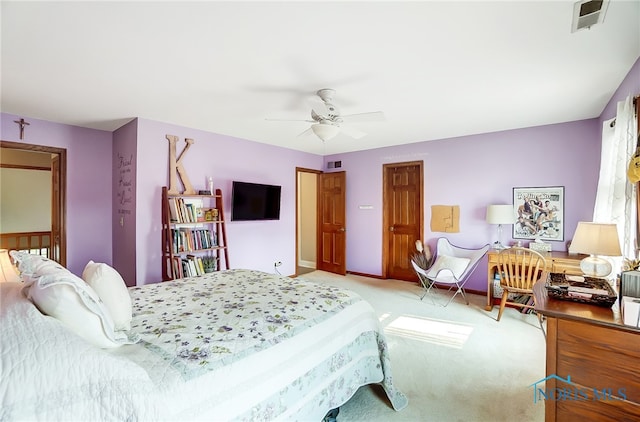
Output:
112 119 138 285
133 118 323 284
0 113 113 276
324 119 600 291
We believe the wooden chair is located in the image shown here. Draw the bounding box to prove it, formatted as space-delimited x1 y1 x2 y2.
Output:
496 247 549 322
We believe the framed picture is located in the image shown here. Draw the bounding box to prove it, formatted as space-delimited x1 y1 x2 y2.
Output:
512 186 564 241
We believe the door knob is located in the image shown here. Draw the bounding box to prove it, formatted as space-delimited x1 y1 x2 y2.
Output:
337 227 345 232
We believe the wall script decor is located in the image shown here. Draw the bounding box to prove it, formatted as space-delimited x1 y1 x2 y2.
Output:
513 186 564 241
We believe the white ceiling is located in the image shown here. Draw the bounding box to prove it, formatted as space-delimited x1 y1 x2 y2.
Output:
2 1 639 156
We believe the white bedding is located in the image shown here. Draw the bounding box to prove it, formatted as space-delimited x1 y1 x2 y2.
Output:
0 281 159 421
1 269 407 421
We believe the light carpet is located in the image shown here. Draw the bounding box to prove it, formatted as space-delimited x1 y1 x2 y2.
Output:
299 270 546 422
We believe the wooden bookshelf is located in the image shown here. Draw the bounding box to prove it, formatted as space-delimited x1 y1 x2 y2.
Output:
161 186 229 280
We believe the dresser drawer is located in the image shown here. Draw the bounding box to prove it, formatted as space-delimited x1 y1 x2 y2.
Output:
556 395 640 421
555 319 640 402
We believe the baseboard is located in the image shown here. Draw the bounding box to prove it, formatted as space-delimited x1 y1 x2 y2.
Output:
462 287 486 297
346 271 385 279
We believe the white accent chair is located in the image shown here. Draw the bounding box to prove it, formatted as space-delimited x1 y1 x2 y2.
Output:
412 238 490 306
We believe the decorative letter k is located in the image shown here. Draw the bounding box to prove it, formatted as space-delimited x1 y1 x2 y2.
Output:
166 135 196 194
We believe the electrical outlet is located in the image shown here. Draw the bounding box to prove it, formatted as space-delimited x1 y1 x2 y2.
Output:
274 261 282 267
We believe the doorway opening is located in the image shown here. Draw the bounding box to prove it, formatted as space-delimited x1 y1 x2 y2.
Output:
0 140 66 266
295 167 347 276
296 168 320 275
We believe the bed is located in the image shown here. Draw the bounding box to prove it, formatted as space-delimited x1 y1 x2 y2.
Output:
1 255 407 421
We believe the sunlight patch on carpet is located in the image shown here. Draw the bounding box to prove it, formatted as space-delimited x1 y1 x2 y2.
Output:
382 314 473 348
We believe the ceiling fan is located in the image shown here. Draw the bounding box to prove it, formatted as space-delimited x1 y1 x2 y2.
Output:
266 89 385 142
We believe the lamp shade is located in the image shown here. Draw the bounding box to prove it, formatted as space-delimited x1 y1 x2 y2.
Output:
568 222 622 256
311 123 340 141
0 249 20 283
569 222 621 278
486 205 514 224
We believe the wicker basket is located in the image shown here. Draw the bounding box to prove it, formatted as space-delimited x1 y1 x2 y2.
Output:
546 273 617 307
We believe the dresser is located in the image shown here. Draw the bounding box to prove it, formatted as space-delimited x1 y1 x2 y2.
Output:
485 250 586 311
533 282 640 421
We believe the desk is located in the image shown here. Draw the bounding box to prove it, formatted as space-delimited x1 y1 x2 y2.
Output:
485 250 585 311
533 282 640 421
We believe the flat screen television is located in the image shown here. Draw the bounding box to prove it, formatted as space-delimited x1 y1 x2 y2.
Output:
231 181 282 221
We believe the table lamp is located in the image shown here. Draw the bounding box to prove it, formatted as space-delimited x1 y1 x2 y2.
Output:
568 222 622 278
486 204 514 250
0 249 20 283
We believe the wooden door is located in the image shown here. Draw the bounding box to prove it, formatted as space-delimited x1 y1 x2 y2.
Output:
383 161 423 281
317 171 346 275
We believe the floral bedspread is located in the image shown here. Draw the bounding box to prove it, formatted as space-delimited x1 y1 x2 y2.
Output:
129 269 358 378
125 269 407 420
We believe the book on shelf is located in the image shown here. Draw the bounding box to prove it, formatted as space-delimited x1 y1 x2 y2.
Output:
173 198 191 223
185 255 203 276
167 196 215 225
171 256 183 279
181 259 193 277
172 198 185 222
168 198 180 222
185 203 195 223
171 228 214 253
197 256 205 274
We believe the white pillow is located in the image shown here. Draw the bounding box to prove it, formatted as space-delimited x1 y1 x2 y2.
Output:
20 264 136 349
82 261 133 331
10 250 63 277
427 255 471 280
10 251 137 348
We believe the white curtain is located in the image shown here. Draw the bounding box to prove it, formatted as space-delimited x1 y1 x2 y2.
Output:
593 94 637 264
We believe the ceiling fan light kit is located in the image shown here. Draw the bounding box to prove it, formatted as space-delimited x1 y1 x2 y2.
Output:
311 123 340 142
267 88 385 142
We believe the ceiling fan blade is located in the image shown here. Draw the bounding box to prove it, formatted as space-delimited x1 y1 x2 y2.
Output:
340 111 385 123
265 117 315 123
339 125 367 139
296 127 314 138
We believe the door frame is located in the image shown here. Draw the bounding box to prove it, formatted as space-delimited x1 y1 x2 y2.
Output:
0 140 67 266
381 160 424 279
295 167 321 274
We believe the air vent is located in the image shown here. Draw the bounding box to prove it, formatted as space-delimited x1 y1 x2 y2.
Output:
326 160 342 169
571 0 609 32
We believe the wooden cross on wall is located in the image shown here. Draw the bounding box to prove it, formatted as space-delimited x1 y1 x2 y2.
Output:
14 118 30 140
